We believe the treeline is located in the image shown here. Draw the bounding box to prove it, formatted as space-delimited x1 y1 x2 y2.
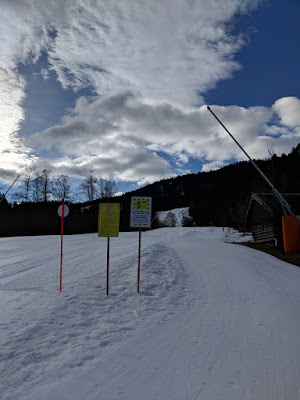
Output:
0 167 118 237
0 144 300 237
10 167 117 203
0 197 118 237
130 143 300 229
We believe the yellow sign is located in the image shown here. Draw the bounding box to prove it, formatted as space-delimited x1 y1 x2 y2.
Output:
98 203 120 237
133 198 150 211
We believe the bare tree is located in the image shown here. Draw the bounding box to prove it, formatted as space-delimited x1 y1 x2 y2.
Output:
98 178 117 199
80 170 98 201
52 175 71 201
32 168 52 202
32 169 43 202
40 169 52 202
267 144 275 159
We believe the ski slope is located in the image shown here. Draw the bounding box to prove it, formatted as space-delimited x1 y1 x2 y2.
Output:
1 227 300 399
156 207 190 226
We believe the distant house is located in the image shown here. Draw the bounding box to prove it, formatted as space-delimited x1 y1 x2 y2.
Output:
244 193 300 247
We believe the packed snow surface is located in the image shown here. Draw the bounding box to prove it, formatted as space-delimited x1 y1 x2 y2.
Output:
1 227 300 399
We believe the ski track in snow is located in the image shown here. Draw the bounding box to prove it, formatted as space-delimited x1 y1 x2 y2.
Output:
1 227 300 399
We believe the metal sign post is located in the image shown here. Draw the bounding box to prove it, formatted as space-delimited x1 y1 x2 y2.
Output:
57 200 69 291
130 197 152 293
98 203 120 295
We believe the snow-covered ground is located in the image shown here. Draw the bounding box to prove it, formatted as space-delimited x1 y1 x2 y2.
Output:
1 227 300 399
156 207 191 226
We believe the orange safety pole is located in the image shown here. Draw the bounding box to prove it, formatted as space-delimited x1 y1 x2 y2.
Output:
59 200 65 292
282 216 300 253
137 227 141 293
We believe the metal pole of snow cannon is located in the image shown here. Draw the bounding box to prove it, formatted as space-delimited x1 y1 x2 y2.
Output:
106 237 110 295
0 175 20 203
137 227 142 293
60 200 65 292
207 106 294 216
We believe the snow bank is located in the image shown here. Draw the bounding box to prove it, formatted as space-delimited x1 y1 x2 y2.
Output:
223 227 253 243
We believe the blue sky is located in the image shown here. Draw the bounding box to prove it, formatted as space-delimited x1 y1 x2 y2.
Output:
206 0 300 107
1 0 300 200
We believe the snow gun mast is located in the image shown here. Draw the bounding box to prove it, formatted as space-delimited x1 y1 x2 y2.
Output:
0 175 20 204
207 106 294 216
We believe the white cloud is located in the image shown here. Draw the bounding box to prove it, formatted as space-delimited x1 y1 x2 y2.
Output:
0 2 47 182
1 0 263 106
273 97 300 128
30 92 300 183
0 64 37 182
201 160 227 172
1 0 300 187
40 69 50 80
44 0 260 106
114 191 124 197
263 124 289 137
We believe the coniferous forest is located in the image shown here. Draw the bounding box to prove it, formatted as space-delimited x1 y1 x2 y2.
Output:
0 144 299 237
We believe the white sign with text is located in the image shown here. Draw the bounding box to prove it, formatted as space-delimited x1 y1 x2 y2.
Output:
130 196 152 228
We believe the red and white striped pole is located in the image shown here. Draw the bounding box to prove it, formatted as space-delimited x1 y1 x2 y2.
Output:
59 200 65 292
106 237 110 295
137 227 141 293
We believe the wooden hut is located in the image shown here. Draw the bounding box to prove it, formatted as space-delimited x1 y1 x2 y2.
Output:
244 193 300 247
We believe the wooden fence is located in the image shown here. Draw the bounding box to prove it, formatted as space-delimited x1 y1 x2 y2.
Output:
252 223 278 246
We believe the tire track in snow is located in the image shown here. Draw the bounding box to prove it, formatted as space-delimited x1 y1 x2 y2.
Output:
86 238 211 400
1 236 188 400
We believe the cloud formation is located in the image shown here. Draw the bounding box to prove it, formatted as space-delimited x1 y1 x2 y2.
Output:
0 65 36 177
1 0 300 187
30 93 300 184
273 97 300 128
2 0 260 105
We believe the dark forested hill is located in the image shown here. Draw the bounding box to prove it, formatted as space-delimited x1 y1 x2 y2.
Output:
130 143 300 228
1 144 299 236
